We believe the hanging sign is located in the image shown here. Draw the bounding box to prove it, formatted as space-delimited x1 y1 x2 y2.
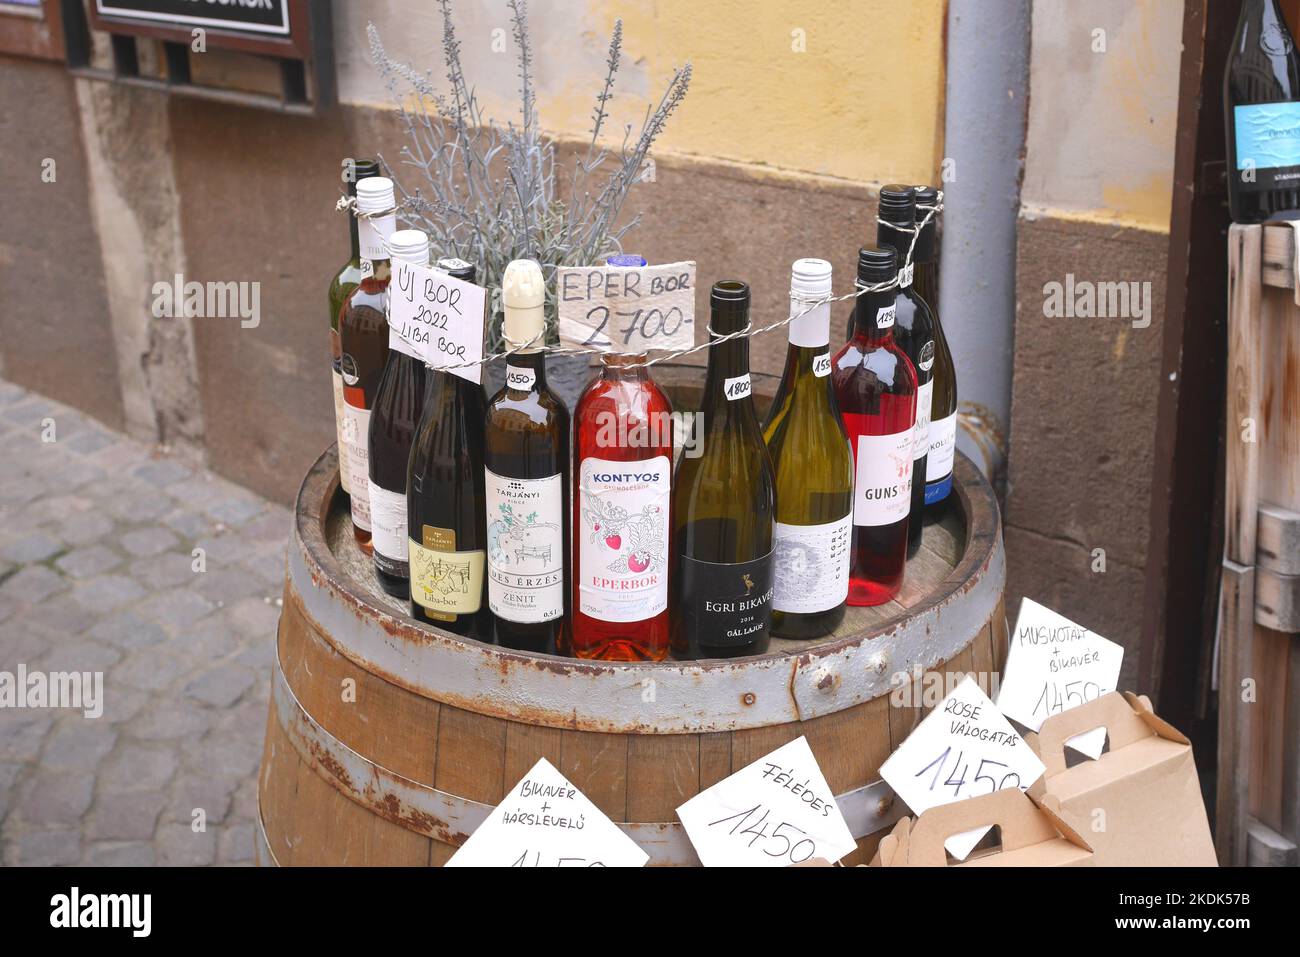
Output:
388 260 487 385
557 261 696 353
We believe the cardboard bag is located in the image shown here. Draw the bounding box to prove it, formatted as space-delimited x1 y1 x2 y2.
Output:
1030 691 1217 867
871 788 1093 867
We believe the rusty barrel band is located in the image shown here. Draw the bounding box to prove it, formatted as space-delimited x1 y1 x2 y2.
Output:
270 650 907 865
289 454 1005 734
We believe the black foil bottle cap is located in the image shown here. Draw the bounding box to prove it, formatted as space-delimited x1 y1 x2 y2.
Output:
912 185 940 261
878 184 917 225
857 246 897 285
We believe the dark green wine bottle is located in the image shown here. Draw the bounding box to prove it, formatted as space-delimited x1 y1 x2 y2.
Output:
912 186 957 516
672 281 776 659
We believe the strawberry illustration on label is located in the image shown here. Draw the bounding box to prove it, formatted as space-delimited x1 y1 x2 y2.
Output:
605 534 622 550
627 551 651 573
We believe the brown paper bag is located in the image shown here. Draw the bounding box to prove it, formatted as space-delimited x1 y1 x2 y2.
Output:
871 788 1094 867
1030 691 1217 867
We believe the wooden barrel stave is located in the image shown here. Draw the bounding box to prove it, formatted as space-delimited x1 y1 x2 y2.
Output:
259 431 1006 866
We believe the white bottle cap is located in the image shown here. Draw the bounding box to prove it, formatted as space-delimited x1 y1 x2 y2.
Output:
502 259 546 352
356 176 395 214
790 258 833 298
387 229 429 266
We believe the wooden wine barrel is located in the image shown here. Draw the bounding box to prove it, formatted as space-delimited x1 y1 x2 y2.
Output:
256 365 1007 866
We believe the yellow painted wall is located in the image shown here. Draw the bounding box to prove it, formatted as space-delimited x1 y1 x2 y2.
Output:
1021 0 1184 232
335 0 949 187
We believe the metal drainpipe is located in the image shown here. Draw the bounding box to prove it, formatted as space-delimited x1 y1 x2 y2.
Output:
939 0 1031 494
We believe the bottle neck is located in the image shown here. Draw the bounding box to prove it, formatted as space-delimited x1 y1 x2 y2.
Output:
787 291 831 353
702 307 751 410
878 220 917 287
600 352 650 382
348 200 361 261
852 288 897 344
506 348 548 388
914 260 939 313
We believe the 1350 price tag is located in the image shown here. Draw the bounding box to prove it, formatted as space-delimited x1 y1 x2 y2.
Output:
389 260 487 385
881 675 1045 860
557 261 696 353
995 597 1124 759
676 736 857 867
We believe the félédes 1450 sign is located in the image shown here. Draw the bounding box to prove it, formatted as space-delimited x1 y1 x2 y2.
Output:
94 0 291 36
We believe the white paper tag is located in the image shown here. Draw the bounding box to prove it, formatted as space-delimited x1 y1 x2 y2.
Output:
504 364 536 391
388 260 487 385
880 676 1045 861
995 598 1124 759
875 303 896 329
676 736 857 867
446 758 648 867
557 261 696 353
724 373 752 401
812 352 832 378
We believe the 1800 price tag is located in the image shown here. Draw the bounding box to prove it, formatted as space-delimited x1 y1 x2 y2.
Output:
557 261 696 353
676 736 857 867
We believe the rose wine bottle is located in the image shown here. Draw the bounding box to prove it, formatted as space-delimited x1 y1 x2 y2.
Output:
875 185 936 559
406 259 491 639
340 175 397 553
672 281 776 659
764 260 854 639
1225 0 1300 222
367 229 430 600
484 259 569 654
832 246 917 606
571 328 673 660
328 157 379 505
912 186 958 518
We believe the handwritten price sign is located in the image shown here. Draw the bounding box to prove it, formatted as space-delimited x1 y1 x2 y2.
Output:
995 598 1124 759
676 736 856 867
557 261 696 353
881 676 1045 860
388 260 487 385
446 758 647 868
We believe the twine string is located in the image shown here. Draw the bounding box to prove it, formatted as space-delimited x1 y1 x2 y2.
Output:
339 191 943 372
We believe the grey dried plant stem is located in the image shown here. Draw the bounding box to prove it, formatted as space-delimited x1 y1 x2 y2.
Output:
367 1 692 352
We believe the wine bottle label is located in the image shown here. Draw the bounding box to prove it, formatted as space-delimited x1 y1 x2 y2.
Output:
813 352 832 378
876 304 896 329
358 213 396 263
918 339 935 373
724 374 752 401
899 263 914 288
852 429 914 527
678 549 775 648
1234 103 1300 190
773 514 851 614
342 403 372 531
367 481 408 570
332 369 351 494
409 525 485 620
913 379 934 462
926 412 957 483
505 365 536 391
577 455 670 623
485 469 564 624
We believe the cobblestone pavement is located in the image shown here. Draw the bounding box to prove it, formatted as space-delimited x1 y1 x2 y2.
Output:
0 380 286 866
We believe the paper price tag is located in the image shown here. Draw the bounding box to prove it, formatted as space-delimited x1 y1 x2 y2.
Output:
388 260 486 385
557 261 696 353
676 736 857 867
880 676 1045 860
446 758 648 868
995 597 1124 759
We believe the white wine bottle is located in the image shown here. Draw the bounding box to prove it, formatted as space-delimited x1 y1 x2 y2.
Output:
764 260 854 639
672 281 776 658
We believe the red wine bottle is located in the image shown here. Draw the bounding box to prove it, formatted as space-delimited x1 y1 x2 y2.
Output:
329 157 379 505
367 229 429 600
832 246 917 606
1225 0 1300 222
571 256 673 661
340 175 396 553
875 185 935 560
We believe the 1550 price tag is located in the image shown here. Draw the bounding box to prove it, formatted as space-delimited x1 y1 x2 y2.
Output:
676 736 856 867
557 261 696 353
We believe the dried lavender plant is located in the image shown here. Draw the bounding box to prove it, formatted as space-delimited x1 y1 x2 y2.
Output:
367 1 691 350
